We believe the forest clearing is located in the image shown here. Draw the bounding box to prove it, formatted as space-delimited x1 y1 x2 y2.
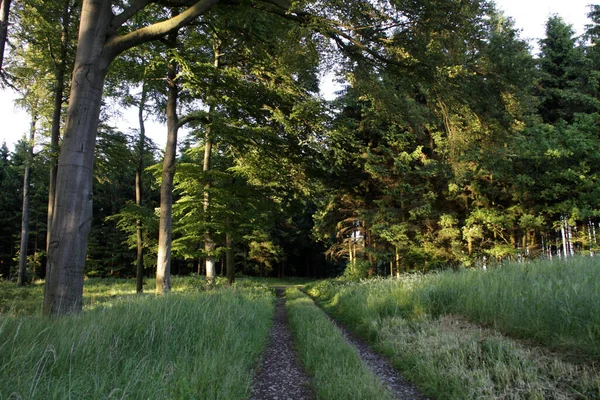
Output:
1 258 598 399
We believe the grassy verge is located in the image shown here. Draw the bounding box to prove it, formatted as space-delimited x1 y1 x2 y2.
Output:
306 258 600 399
308 257 600 357
0 287 274 399
285 287 392 400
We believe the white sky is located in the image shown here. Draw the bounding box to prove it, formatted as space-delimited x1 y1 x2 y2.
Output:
0 0 594 152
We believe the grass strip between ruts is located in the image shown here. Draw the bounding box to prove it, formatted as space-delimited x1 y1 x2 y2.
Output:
285 287 393 400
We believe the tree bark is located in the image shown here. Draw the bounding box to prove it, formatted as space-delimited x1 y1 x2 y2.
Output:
203 41 221 285
43 0 113 315
156 32 179 295
17 114 37 286
136 83 147 293
203 124 216 284
0 0 11 73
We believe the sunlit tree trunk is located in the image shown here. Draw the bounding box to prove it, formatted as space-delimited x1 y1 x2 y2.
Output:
156 31 179 295
43 0 113 315
17 114 37 286
203 41 221 285
203 121 216 284
561 216 568 259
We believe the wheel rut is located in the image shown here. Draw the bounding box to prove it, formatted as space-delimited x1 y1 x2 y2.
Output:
250 287 314 400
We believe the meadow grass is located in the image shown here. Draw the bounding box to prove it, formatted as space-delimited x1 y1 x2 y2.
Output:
0 286 274 399
0 275 274 316
306 257 600 399
285 288 393 400
308 257 600 357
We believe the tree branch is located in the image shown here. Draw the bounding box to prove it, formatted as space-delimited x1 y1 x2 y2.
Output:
253 2 415 69
105 0 220 58
177 113 208 129
110 0 153 33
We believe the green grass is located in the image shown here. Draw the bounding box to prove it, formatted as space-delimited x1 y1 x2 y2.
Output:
308 257 600 357
0 275 275 316
285 288 393 400
306 258 600 399
0 286 274 399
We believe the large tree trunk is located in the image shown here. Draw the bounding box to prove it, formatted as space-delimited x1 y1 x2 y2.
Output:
46 0 74 255
43 0 113 315
0 0 11 72
136 84 147 293
156 32 179 295
42 0 220 314
17 115 37 286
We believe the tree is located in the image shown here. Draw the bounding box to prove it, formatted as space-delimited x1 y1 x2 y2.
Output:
43 0 470 313
538 16 599 124
17 113 38 285
44 0 221 314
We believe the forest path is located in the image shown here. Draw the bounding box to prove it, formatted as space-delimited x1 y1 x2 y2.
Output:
251 286 427 400
250 287 314 400
325 311 428 399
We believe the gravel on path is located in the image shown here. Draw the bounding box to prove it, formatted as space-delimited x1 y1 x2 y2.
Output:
333 320 428 399
250 287 314 400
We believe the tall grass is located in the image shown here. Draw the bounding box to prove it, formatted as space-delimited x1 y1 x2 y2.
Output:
306 258 600 399
285 288 393 400
416 257 600 355
308 257 600 357
0 287 273 399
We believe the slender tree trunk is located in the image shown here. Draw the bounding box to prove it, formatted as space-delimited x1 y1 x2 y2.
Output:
136 84 147 293
156 31 179 295
43 0 113 315
0 0 11 73
203 42 221 285
226 231 234 285
17 115 37 286
561 216 568 259
203 125 216 284
395 246 400 278
46 0 73 255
